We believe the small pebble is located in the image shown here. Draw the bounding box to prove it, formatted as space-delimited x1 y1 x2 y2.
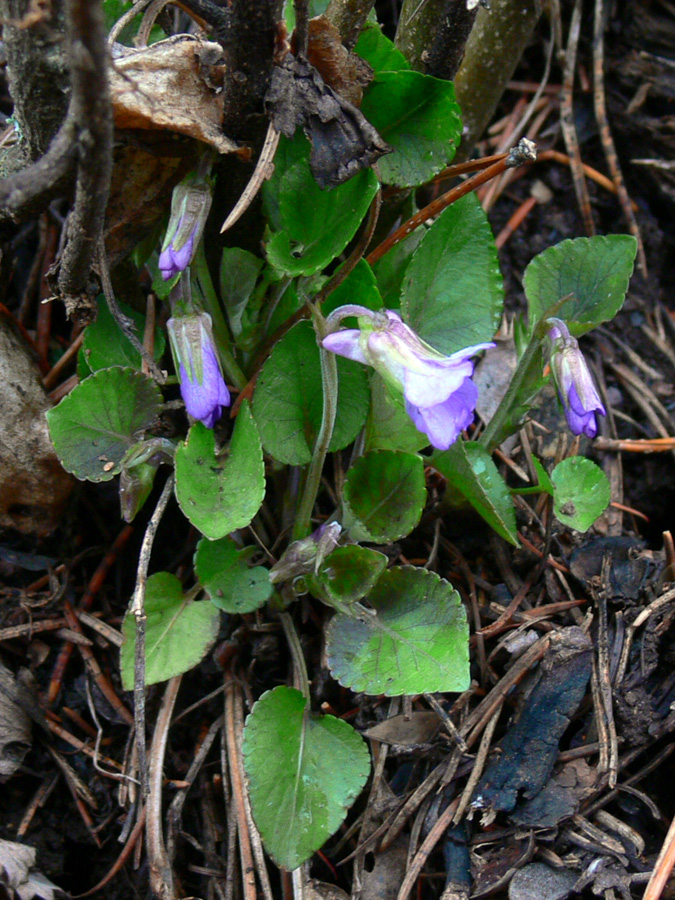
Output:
509 862 578 900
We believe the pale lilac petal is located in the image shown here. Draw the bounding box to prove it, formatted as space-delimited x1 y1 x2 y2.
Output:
179 343 230 428
405 378 478 449
322 330 368 364
446 341 496 363
402 358 473 406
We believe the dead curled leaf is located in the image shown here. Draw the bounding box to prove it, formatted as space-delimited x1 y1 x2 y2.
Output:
109 35 247 157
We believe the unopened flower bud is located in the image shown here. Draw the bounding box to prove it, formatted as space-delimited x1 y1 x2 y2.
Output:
159 168 213 280
167 312 230 428
547 317 606 438
269 522 342 583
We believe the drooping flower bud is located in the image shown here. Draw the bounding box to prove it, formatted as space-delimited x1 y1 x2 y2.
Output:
322 306 493 450
159 166 213 280
547 317 606 438
167 312 230 428
269 522 342 584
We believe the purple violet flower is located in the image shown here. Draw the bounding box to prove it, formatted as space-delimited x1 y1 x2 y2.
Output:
159 169 213 280
547 317 606 438
167 312 230 428
322 306 494 450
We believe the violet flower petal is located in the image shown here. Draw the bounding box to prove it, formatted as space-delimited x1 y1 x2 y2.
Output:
179 343 230 429
405 377 478 450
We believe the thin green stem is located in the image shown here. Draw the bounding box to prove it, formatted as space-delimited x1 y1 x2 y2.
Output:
292 311 339 541
279 611 310 700
479 329 543 452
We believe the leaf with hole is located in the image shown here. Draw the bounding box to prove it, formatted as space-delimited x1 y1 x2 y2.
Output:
551 456 611 532
46 367 162 482
343 450 426 542
242 686 370 870
120 572 220 689
326 567 470 695
195 536 272 613
174 402 265 539
263 135 378 276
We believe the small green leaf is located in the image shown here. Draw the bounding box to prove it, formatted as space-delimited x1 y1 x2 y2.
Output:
253 321 369 465
401 194 504 354
46 367 162 482
551 456 611 532
79 295 165 377
354 23 410 74
523 235 637 331
195 537 273 613
326 567 470 695
309 545 388 607
360 71 462 187
174 402 265 539
220 247 264 338
364 375 429 454
343 450 426 542
242 686 370 870
263 134 378 276
432 441 519 545
120 572 220 689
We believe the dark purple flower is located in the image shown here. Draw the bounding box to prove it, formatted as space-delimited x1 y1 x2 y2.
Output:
548 317 606 438
167 313 230 428
159 170 213 280
322 306 493 450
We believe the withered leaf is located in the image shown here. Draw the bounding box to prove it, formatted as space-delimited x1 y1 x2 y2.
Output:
109 36 246 156
266 54 390 189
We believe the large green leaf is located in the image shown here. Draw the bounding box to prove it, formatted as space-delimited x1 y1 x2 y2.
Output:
326 567 470 695
263 135 379 276
523 235 637 331
195 536 273 613
242 686 370 870
432 441 519 545
354 22 410 74
120 572 220 689
360 71 461 187
551 456 611 532
46 367 162 482
253 321 369 465
79 294 165 377
401 194 503 354
174 402 265 539
343 450 426 542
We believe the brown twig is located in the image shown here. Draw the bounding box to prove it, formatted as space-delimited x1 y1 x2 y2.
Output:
47 524 133 705
224 677 257 900
366 141 535 265
560 0 595 236
146 676 182 900
592 0 647 274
